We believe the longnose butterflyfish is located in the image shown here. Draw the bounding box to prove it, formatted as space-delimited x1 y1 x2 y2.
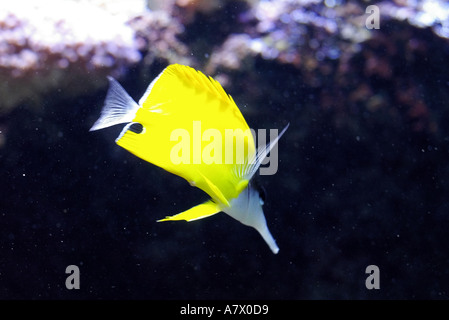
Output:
90 64 288 254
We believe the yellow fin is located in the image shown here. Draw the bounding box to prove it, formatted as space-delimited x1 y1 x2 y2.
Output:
236 180 249 194
157 200 220 222
198 171 230 207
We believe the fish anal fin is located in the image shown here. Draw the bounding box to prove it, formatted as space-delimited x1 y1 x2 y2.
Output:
157 200 220 222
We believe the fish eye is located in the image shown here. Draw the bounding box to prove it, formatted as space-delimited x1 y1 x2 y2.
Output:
128 122 144 134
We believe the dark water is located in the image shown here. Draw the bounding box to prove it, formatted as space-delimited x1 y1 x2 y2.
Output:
2 2 449 300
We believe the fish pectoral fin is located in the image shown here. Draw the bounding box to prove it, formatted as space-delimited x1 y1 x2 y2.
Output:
198 172 230 207
157 200 221 222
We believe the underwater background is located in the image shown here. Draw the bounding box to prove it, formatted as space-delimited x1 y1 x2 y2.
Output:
1 0 449 299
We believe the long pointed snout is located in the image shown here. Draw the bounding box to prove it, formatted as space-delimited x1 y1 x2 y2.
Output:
255 222 279 254
224 185 279 254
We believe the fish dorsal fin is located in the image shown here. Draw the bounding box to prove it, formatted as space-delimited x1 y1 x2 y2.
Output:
164 64 236 106
239 123 289 181
138 64 239 113
90 77 140 131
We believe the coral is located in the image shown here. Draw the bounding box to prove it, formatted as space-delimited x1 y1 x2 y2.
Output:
205 0 449 75
148 0 257 16
206 0 370 74
127 10 190 67
201 0 449 136
0 0 143 114
0 0 195 115
380 0 449 39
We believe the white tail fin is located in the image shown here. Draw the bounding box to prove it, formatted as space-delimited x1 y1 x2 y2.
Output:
90 77 140 131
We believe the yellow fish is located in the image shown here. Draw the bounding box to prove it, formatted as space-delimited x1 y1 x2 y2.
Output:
90 64 288 254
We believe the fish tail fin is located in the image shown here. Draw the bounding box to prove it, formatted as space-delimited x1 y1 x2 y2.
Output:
90 77 139 131
157 200 221 222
